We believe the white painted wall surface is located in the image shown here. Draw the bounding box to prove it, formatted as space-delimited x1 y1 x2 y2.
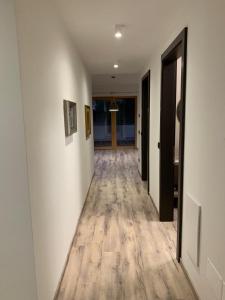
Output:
142 1 225 299
0 1 37 299
175 57 181 162
15 0 94 299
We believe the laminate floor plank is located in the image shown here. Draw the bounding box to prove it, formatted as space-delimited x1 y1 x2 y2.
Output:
56 150 197 300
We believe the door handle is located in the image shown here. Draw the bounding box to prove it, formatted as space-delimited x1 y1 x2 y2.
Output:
158 142 160 149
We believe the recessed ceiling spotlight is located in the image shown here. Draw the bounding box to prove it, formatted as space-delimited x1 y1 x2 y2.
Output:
114 63 119 69
115 25 124 39
115 31 122 39
111 75 116 79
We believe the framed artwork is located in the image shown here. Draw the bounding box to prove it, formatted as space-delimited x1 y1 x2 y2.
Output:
85 105 91 139
63 100 77 137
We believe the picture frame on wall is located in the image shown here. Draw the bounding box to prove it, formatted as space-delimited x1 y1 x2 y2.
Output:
85 105 91 139
63 100 77 137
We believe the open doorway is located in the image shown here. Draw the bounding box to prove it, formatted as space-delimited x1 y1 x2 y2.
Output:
93 96 137 149
141 71 151 193
159 28 188 260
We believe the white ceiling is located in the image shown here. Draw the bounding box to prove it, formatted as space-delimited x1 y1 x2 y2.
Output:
92 73 139 96
54 0 185 92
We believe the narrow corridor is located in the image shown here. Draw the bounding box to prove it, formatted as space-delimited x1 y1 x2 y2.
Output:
57 150 196 300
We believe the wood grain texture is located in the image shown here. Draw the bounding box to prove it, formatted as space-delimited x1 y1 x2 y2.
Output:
56 150 197 300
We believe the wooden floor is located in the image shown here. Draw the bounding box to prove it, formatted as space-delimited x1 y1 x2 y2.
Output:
56 150 197 300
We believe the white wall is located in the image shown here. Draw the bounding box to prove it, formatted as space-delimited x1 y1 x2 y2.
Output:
175 57 181 162
15 0 94 299
142 1 225 299
0 1 37 299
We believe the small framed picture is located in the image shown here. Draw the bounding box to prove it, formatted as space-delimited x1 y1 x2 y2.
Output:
63 100 77 137
85 105 91 139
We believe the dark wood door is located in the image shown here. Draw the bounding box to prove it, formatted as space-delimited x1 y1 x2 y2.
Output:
141 71 150 193
159 61 177 221
160 28 188 261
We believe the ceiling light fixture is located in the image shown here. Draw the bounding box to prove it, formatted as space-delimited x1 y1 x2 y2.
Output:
115 31 122 39
114 25 124 39
114 63 119 69
109 101 119 112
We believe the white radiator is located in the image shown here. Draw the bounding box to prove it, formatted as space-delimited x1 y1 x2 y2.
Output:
186 193 201 267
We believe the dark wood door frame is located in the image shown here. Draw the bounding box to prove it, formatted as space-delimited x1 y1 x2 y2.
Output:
159 28 188 261
141 70 151 193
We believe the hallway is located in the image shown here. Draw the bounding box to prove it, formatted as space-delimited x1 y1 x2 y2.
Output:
57 150 196 300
